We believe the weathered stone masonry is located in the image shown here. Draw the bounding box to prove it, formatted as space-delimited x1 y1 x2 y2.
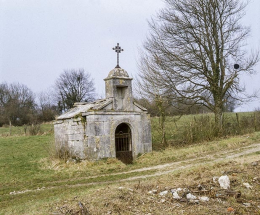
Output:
54 67 152 162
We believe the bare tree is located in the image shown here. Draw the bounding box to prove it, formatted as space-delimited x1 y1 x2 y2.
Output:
139 0 259 132
0 83 36 128
37 90 59 122
55 69 95 112
0 83 10 126
135 70 170 146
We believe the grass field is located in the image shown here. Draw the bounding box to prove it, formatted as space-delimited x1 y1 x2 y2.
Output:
0 113 260 214
151 111 260 149
0 123 53 137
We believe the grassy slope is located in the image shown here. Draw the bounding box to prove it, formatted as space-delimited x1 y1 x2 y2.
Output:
151 112 260 148
0 115 260 214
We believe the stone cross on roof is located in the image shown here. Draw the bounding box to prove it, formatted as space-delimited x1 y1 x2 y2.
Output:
113 43 124 68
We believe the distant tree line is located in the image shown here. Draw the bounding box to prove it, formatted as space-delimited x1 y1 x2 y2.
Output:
0 65 239 128
0 83 36 126
0 69 95 127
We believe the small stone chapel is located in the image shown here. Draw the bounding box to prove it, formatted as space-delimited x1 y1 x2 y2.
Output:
54 43 152 163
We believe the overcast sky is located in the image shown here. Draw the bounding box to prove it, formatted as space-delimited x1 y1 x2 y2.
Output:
0 0 259 112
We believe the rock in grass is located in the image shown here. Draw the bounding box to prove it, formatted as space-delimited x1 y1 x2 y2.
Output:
171 188 182 199
160 199 166 203
198 196 210 202
186 193 197 200
218 175 230 189
243 183 253 189
172 191 181 199
243 203 251 207
148 189 157 194
159 190 168 196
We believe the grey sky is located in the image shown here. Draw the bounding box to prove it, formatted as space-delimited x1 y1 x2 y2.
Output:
0 0 259 111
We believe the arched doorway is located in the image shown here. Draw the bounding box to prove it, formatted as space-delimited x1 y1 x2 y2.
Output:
115 123 133 164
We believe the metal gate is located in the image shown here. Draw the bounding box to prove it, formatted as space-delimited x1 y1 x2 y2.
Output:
115 131 133 164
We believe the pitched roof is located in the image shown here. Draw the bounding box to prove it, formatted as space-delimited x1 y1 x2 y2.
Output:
57 98 113 120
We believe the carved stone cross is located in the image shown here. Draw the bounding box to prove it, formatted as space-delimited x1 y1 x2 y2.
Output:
113 43 124 68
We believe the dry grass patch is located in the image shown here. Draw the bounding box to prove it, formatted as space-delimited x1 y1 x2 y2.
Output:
49 155 260 215
136 133 259 167
39 157 126 173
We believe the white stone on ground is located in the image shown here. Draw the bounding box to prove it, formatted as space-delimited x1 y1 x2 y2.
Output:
172 191 181 199
186 193 197 200
199 196 210 202
159 190 168 196
243 183 253 189
218 175 230 189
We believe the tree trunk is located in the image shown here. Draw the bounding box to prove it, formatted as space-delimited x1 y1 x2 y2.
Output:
9 119 12 135
159 112 167 147
214 106 223 135
156 97 167 147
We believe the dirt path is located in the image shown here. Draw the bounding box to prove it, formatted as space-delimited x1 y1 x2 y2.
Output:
64 142 260 185
8 143 260 195
122 143 260 181
47 142 260 185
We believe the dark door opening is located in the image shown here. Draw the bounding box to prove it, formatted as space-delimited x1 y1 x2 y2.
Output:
115 123 133 164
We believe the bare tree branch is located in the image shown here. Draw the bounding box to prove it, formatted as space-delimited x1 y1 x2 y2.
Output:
137 0 259 131
54 69 96 112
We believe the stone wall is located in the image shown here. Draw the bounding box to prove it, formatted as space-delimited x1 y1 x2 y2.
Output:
54 117 85 159
83 111 152 160
54 111 152 161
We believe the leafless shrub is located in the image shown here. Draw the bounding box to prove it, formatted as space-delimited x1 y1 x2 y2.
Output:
153 111 260 149
49 137 77 163
22 124 42 136
28 124 42 135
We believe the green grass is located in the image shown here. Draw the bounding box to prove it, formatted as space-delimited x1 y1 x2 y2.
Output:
1 184 100 215
0 130 155 196
0 123 53 136
1 112 260 214
151 111 260 149
0 135 53 193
